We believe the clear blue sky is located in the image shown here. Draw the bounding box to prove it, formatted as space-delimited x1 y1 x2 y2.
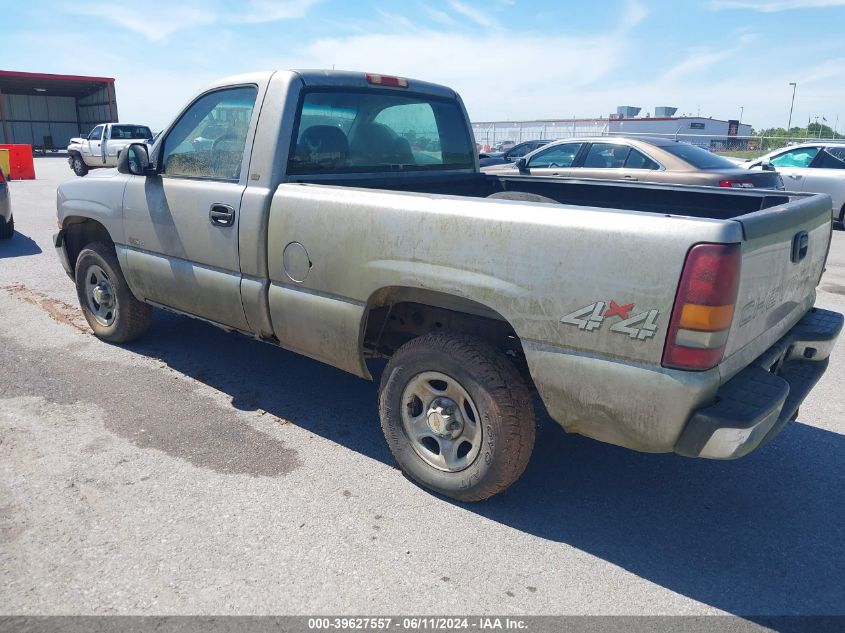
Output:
2 0 843 132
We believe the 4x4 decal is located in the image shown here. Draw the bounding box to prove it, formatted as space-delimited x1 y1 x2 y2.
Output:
561 300 660 340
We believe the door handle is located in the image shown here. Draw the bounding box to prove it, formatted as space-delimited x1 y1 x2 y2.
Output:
787 174 802 179
623 175 638 180
209 204 235 227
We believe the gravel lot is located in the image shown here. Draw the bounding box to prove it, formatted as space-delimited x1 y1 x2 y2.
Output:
1 157 844 617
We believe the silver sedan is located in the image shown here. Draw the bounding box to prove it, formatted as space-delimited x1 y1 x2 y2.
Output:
740 142 845 222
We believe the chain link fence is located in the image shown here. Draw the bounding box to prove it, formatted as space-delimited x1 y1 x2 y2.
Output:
471 121 843 158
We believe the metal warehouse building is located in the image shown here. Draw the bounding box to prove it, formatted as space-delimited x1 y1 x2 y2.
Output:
0 70 118 150
472 114 753 150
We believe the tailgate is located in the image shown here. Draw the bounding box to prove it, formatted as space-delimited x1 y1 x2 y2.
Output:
722 192 832 367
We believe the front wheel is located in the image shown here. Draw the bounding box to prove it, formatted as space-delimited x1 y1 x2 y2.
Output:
71 155 88 177
75 241 152 342
378 333 535 501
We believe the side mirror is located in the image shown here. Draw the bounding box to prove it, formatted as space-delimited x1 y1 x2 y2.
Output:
117 143 155 176
761 160 775 172
516 158 529 174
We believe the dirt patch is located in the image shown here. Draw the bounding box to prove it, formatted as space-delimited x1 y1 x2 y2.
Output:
821 283 845 296
2 283 89 333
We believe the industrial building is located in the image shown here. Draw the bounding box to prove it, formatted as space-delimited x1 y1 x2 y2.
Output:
472 105 752 150
0 70 118 150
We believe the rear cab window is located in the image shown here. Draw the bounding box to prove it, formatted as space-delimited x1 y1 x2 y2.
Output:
288 90 475 174
109 125 153 140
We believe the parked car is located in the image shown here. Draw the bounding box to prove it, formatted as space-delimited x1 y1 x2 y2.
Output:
54 70 840 501
740 142 845 222
484 136 785 190
479 139 553 167
0 166 12 239
67 123 154 176
494 140 516 152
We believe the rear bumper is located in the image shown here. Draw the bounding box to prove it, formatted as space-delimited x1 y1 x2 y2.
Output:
675 307 843 459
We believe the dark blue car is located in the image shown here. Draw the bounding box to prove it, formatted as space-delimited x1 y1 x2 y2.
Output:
478 139 553 168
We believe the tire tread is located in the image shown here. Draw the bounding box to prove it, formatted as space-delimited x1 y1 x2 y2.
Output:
379 332 535 501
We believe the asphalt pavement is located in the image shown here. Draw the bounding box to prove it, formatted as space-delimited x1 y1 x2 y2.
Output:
1 157 844 617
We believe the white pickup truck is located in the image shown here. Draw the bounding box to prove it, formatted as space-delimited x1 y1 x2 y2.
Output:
67 123 153 176
54 70 842 501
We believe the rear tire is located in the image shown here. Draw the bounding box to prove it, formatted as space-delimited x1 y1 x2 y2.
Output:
0 214 12 239
378 333 535 502
75 241 152 342
839 203 845 225
71 155 88 177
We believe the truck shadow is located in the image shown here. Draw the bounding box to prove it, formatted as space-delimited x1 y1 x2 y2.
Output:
0 230 43 258
127 310 845 619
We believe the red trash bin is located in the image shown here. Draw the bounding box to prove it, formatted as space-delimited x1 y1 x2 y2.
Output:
0 144 36 179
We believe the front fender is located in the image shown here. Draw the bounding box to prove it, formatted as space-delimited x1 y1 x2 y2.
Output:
56 172 130 245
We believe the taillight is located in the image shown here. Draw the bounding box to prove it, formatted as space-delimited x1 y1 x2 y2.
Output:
719 180 755 188
365 73 408 88
663 243 741 371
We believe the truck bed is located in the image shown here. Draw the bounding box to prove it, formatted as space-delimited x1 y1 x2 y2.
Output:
287 171 792 220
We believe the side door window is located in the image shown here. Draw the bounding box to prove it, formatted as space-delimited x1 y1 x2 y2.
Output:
812 147 845 169
769 147 820 168
581 143 630 169
160 86 258 181
87 125 104 141
504 143 533 160
528 143 583 168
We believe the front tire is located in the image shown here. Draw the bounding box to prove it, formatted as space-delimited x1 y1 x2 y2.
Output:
71 155 88 177
0 214 12 239
75 241 152 342
379 333 535 501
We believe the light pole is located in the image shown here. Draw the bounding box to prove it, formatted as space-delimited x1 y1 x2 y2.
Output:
787 82 797 132
739 106 744 125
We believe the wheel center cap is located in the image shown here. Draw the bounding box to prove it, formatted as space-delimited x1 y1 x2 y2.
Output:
426 399 462 437
92 283 113 307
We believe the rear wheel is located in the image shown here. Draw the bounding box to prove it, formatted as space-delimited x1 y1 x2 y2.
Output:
839 203 845 224
378 333 535 501
0 214 12 239
71 155 88 177
75 241 152 342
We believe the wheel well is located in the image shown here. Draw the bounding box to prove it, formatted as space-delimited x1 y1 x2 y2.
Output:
362 287 533 388
62 218 113 273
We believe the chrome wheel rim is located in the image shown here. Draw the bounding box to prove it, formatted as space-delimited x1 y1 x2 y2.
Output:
401 371 482 472
84 264 117 326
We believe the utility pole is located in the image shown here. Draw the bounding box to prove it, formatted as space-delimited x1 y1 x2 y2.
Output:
787 82 797 132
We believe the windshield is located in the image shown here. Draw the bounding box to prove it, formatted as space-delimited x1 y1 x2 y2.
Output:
661 143 740 169
288 90 475 174
110 125 152 140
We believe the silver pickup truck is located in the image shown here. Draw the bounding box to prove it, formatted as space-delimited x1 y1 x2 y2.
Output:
67 123 153 176
54 70 842 501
